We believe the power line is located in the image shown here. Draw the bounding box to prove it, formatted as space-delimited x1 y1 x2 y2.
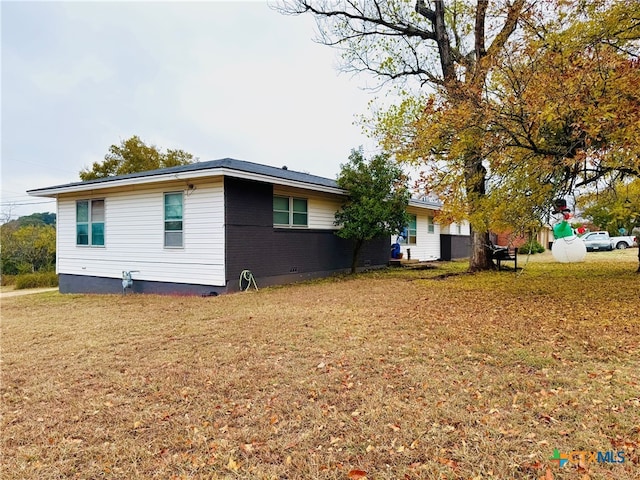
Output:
1 189 31 195
1 200 56 206
8 158 79 176
1 194 41 202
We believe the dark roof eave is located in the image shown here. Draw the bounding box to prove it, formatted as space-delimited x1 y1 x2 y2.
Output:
28 158 342 196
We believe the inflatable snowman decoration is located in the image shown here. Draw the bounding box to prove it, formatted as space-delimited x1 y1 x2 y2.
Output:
551 199 586 263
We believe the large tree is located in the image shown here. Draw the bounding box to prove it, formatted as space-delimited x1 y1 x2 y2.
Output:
280 0 527 270
279 0 640 271
482 2 640 200
80 135 196 180
335 148 410 273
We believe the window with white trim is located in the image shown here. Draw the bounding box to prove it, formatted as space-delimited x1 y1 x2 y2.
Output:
427 216 435 234
164 192 183 247
273 196 308 227
76 199 105 246
401 214 417 244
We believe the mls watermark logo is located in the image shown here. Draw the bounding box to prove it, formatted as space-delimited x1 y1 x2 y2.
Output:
550 449 625 468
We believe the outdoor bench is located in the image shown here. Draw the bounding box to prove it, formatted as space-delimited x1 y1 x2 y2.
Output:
490 245 518 271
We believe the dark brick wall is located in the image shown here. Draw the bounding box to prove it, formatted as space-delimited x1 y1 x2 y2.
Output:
224 177 389 291
59 274 224 296
440 234 471 260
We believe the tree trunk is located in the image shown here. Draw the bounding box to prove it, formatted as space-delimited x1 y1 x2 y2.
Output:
637 245 639 273
469 229 494 272
351 239 364 274
464 153 495 271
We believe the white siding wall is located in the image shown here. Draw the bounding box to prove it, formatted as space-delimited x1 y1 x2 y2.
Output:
397 209 441 261
441 221 471 235
308 196 341 229
57 180 225 286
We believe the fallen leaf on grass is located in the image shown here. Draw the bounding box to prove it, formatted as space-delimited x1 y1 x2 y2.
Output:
538 467 554 480
576 458 589 474
347 469 367 479
227 456 240 472
437 457 458 469
540 413 558 423
522 461 543 470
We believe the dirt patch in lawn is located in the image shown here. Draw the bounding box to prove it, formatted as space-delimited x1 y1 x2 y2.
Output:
2 255 639 479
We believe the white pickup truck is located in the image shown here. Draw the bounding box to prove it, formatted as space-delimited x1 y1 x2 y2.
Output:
580 231 638 251
611 233 638 249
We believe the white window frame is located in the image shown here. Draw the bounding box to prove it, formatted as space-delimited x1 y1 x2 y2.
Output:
405 214 418 244
164 192 184 248
273 196 308 227
427 216 435 234
76 199 105 247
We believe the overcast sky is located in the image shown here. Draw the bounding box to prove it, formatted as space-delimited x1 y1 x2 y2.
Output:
1 0 382 220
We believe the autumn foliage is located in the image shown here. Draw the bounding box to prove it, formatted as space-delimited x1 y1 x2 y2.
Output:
281 1 640 271
79 135 195 181
377 1 640 238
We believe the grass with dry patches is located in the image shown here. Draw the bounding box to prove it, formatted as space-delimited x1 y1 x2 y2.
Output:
1 250 639 479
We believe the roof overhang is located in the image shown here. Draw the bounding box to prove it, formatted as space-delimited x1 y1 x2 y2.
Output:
28 167 347 198
408 198 442 210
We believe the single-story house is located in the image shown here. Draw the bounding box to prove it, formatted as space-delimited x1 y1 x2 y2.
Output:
28 159 470 295
393 199 470 262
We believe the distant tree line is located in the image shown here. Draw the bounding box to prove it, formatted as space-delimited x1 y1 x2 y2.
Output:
1 213 56 275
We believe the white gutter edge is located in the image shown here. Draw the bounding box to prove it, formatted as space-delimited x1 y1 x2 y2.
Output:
27 167 346 197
